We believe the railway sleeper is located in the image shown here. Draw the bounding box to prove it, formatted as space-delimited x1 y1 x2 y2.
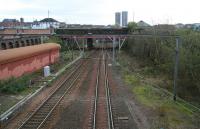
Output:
34 112 50 116
30 117 45 121
25 121 41 124
33 113 49 117
28 117 44 120
42 104 55 107
37 108 52 112
42 103 55 107
21 124 39 129
46 99 60 103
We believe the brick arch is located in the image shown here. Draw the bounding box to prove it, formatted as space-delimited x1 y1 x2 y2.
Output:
26 39 30 46
30 39 34 45
21 40 25 47
15 41 20 48
35 39 38 44
8 42 14 48
1 42 7 50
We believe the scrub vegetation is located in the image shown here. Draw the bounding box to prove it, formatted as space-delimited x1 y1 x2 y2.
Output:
124 25 200 107
118 25 200 128
0 72 42 94
118 51 200 129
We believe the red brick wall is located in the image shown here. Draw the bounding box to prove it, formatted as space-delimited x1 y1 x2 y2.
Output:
0 49 59 80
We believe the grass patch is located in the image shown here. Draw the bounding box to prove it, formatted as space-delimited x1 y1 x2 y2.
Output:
133 85 193 115
0 75 32 94
118 51 199 128
0 96 18 115
124 74 140 85
130 78 196 128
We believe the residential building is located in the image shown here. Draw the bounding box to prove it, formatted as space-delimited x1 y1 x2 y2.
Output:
137 20 151 28
192 23 200 31
32 18 60 29
184 24 193 29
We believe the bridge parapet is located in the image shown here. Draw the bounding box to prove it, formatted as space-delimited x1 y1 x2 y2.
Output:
55 28 129 35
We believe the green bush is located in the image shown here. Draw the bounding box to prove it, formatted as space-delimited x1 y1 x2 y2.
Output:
0 75 31 94
124 28 200 105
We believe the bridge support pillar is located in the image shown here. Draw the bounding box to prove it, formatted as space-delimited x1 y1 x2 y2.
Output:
82 39 85 57
118 37 121 53
41 36 44 44
112 36 116 63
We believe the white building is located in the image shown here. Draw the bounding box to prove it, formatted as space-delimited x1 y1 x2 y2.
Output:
175 23 184 29
32 18 60 29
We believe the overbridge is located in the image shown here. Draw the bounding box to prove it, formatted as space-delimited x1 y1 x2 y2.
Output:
55 28 133 52
54 28 179 60
55 28 129 36
55 28 180 102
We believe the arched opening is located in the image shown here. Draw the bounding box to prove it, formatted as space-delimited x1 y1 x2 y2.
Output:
15 41 20 48
1 42 7 50
35 39 38 44
87 38 93 49
21 41 25 47
8 42 14 48
31 39 34 45
26 40 30 46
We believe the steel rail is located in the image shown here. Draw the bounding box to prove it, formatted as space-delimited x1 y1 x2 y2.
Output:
18 61 85 129
104 52 114 129
92 54 101 129
36 70 81 129
93 51 115 129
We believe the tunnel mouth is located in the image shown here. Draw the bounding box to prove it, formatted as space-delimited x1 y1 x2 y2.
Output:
87 38 93 49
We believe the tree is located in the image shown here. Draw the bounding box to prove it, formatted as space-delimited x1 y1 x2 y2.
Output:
128 22 137 33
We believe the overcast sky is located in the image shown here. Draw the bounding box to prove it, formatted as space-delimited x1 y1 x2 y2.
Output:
0 0 199 25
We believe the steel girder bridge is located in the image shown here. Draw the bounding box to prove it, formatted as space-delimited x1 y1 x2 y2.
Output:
55 28 130 50
55 27 180 101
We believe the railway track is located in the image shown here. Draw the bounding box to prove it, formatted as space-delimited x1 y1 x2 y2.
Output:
105 53 114 129
93 51 114 129
3 50 139 129
17 59 87 129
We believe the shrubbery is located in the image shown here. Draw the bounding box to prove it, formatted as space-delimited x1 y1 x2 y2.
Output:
0 75 32 94
124 28 200 105
0 70 43 94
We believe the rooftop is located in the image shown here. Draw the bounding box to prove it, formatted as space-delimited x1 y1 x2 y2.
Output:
40 18 58 23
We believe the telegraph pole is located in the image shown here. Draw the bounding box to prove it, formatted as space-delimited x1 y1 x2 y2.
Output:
173 37 180 101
